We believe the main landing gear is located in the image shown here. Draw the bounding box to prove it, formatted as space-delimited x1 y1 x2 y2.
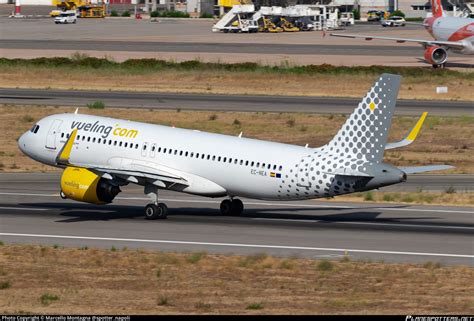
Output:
220 198 244 216
144 183 168 220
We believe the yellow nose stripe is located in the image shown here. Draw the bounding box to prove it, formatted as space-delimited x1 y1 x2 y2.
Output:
369 102 376 111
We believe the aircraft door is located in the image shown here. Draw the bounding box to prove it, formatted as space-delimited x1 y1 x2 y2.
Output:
141 142 149 157
296 155 313 187
45 119 63 150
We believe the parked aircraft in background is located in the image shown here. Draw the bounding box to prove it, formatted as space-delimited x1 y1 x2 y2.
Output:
18 74 452 220
331 0 474 68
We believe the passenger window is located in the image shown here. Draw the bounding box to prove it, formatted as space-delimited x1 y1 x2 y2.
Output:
251 161 254 167
136 144 139 149
245 161 249 166
67 133 70 138
212 156 216 161
82 136 85 141
92 137 96 143
267 164 271 169
240 160 243 165
191 152 194 157
174 150 177 155
218 156 221 162
201 154 205 159
61 133 64 138
196 153 199 158
33 125 40 134
114 141 117 146
163 148 167 153
87 137 90 142
152 145 155 152
124 142 128 147
168 149 172 154
223 157 227 162
98 138 101 143
234 159 238 164
180 150 183 156
273 165 276 170
185 152 188 157
256 162 260 167
279 165 283 171
207 155 210 160
77 135 81 140
119 141 122 147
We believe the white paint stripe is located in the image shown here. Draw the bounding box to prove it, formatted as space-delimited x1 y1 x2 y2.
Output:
0 192 473 214
0 232 472 259
0 206 47 211
252 218 474 230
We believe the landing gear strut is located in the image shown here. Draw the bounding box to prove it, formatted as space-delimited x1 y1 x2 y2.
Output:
144 183 168 220
220 198 244 216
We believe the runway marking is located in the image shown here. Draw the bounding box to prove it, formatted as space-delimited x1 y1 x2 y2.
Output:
0 206 47 211
0 192 473 214
0 232 473 259
252 218 474 230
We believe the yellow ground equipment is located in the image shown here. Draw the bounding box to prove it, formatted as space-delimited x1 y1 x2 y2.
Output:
278 17 299 32
77 4 105 18
50 0 105 18
259 18 283 33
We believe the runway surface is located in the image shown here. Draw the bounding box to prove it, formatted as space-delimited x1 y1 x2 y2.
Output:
1 88 472 116
0 173 472 265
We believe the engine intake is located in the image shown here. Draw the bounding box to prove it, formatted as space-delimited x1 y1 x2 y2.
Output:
424 46 448 66
60 167 120 204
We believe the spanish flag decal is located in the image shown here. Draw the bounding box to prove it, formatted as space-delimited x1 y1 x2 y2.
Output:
270 172 281 178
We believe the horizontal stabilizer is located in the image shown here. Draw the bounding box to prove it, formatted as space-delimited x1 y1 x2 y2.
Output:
386 112 427 150
325 168 373 177
400 165 454 174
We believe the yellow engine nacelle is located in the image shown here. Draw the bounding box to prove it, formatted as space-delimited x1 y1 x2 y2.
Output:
60 167 120 204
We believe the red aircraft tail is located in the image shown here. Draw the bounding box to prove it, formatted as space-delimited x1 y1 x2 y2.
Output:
431 0 444 17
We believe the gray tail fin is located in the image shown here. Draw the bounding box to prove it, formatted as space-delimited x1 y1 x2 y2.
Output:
323 73 401 164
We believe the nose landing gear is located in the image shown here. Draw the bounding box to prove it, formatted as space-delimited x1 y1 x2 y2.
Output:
220 198 244 216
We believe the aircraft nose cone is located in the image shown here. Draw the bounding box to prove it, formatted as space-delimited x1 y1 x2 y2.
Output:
18 133 28 155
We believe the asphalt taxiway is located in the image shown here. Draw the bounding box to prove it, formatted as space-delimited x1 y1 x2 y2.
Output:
0 173 472 265
1 88 472 116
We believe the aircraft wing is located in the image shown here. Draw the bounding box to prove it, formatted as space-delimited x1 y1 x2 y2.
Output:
385 112 427 150
330 33 467 50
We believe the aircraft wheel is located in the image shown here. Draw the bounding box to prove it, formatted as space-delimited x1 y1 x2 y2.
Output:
145 203 168 220
220 199 232 216
231 198 244 216
60 190 67 199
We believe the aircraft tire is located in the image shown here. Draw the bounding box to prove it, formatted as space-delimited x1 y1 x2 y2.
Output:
231 198 244 216
145 203 168 220
220 199 232 216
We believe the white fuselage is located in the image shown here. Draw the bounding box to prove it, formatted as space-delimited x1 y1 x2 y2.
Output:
427 15 474 54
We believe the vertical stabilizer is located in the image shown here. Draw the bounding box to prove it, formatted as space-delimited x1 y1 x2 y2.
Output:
431 0 444 17
322 73 401 164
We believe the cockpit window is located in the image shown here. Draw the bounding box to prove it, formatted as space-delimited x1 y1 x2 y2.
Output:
30 124 40 134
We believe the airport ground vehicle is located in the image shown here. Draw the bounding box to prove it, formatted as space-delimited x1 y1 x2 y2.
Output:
54 11 77 24
259 18 283 32
331 0 474 68
50 0 105 18
18 74 451 219
382 16 406 27
276 17 300 32
367 10 385 21
339 12 355 26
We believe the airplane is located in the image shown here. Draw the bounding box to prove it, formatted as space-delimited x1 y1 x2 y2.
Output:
331 0 474 68
18 74 453 220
